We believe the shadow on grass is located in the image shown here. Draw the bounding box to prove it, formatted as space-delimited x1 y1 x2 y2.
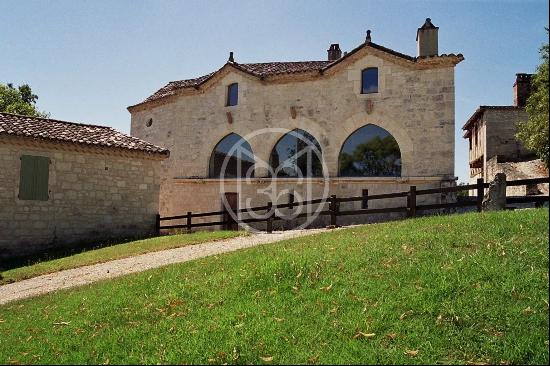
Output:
0 232 168 273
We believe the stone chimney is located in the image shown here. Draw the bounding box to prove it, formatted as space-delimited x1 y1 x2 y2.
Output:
416 18 439 57
513 73 533 107
327 44 342 61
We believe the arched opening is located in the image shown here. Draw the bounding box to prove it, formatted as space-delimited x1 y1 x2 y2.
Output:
270 129 323 178
338 124 401 177
209 133 254 178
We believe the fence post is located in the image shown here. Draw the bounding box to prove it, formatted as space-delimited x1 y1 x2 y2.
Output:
476 178 484 212
362 189 369 209
408 186 417 217
155 213 160 235
330 194 338 227
186 211 192 232
266 201 273 233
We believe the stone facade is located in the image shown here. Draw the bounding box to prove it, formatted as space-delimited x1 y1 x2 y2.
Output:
463 73 547 196
0 138 165 262
129 23 462 226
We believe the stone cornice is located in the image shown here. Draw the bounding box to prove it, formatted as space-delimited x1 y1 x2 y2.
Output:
127 47 464 114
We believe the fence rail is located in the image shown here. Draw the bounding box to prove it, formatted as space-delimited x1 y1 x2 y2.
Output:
156 177 549 233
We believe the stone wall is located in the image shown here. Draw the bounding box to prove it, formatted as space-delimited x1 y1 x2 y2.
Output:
485 156 549 196
0 139 164 262
130 50 457 219
484 109 532 166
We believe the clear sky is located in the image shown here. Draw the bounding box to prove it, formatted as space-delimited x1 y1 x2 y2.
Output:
1 0 548 182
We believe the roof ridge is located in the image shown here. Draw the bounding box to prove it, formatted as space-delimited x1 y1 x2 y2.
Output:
131 40 463 109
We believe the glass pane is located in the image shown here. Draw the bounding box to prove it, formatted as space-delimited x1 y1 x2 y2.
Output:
227 83 238 106
339 124 401 177
210 134 254 178
270 129 323 178
361 68 378 94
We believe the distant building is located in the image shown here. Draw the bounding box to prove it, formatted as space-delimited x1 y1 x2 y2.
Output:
462 74 548 195
0 113 169 262
128 18 464 229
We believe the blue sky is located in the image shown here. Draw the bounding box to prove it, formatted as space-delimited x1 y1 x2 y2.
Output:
1 0 548 182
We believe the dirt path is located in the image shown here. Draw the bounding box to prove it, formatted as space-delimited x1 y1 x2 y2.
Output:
0 229 327 305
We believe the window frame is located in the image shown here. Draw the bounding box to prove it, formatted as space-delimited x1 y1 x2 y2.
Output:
226 83 239 107
338 124 401 178
209 133 254 178
361 67 379 94
269 129 324 178
18 155 50 201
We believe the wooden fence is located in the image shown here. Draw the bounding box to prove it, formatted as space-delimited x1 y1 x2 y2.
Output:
156 177 549 234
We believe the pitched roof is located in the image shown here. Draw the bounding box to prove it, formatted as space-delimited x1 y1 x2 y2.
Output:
143 61 332 103
132 40 463 109
462 106 524 137
0 112 169 157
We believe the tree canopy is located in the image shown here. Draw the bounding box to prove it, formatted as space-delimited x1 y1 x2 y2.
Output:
517 29 549 165
0 83 49 118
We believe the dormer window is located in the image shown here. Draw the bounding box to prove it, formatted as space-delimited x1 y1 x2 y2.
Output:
361 68 378 94
227 83 238 106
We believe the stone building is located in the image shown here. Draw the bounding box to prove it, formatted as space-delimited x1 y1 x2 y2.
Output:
0 112 169 262
462 73 549 196
128 18 463 229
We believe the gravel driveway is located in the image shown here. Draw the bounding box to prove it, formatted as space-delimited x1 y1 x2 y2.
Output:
0 229 327 305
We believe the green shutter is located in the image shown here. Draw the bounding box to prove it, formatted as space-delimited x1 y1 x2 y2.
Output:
19 155 50 201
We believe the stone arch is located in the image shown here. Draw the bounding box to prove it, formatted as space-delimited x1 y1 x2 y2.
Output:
338 124 402 177
335 112 414 177
245 116 332 178
268 128 325 178
208 133 255 178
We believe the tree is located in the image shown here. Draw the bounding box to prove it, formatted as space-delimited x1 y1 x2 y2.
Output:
0 83 49 118
517 29 549 165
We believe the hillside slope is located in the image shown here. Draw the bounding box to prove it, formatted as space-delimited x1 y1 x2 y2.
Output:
0 209 548 364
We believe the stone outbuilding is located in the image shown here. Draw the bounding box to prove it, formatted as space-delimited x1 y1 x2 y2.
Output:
463 73 549 196
0 112 169 262
128 18 464 229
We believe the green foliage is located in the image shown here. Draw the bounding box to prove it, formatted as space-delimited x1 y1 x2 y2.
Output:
0 209 548 364
455 182 470 199
517 29 549 165
0 83 48 117
340 135 401 176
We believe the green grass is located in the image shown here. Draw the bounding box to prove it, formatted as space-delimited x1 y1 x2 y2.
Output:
0 231 245 285
0 209 548 365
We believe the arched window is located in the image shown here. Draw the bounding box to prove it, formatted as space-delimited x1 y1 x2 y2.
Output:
209 133 254 178
339 124 401 177
270 129 323 178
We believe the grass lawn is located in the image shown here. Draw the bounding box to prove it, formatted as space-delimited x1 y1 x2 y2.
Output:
0 209 548 364
0 231 246 285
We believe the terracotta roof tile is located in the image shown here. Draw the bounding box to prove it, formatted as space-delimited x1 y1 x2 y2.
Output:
0 112 169 156
135 41 463 107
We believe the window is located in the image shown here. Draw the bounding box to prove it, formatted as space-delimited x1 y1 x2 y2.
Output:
19 155 50 200
226 83 238 106
361 68 378 94
339 124 401 177
270 129 323 178
209 133 254 178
